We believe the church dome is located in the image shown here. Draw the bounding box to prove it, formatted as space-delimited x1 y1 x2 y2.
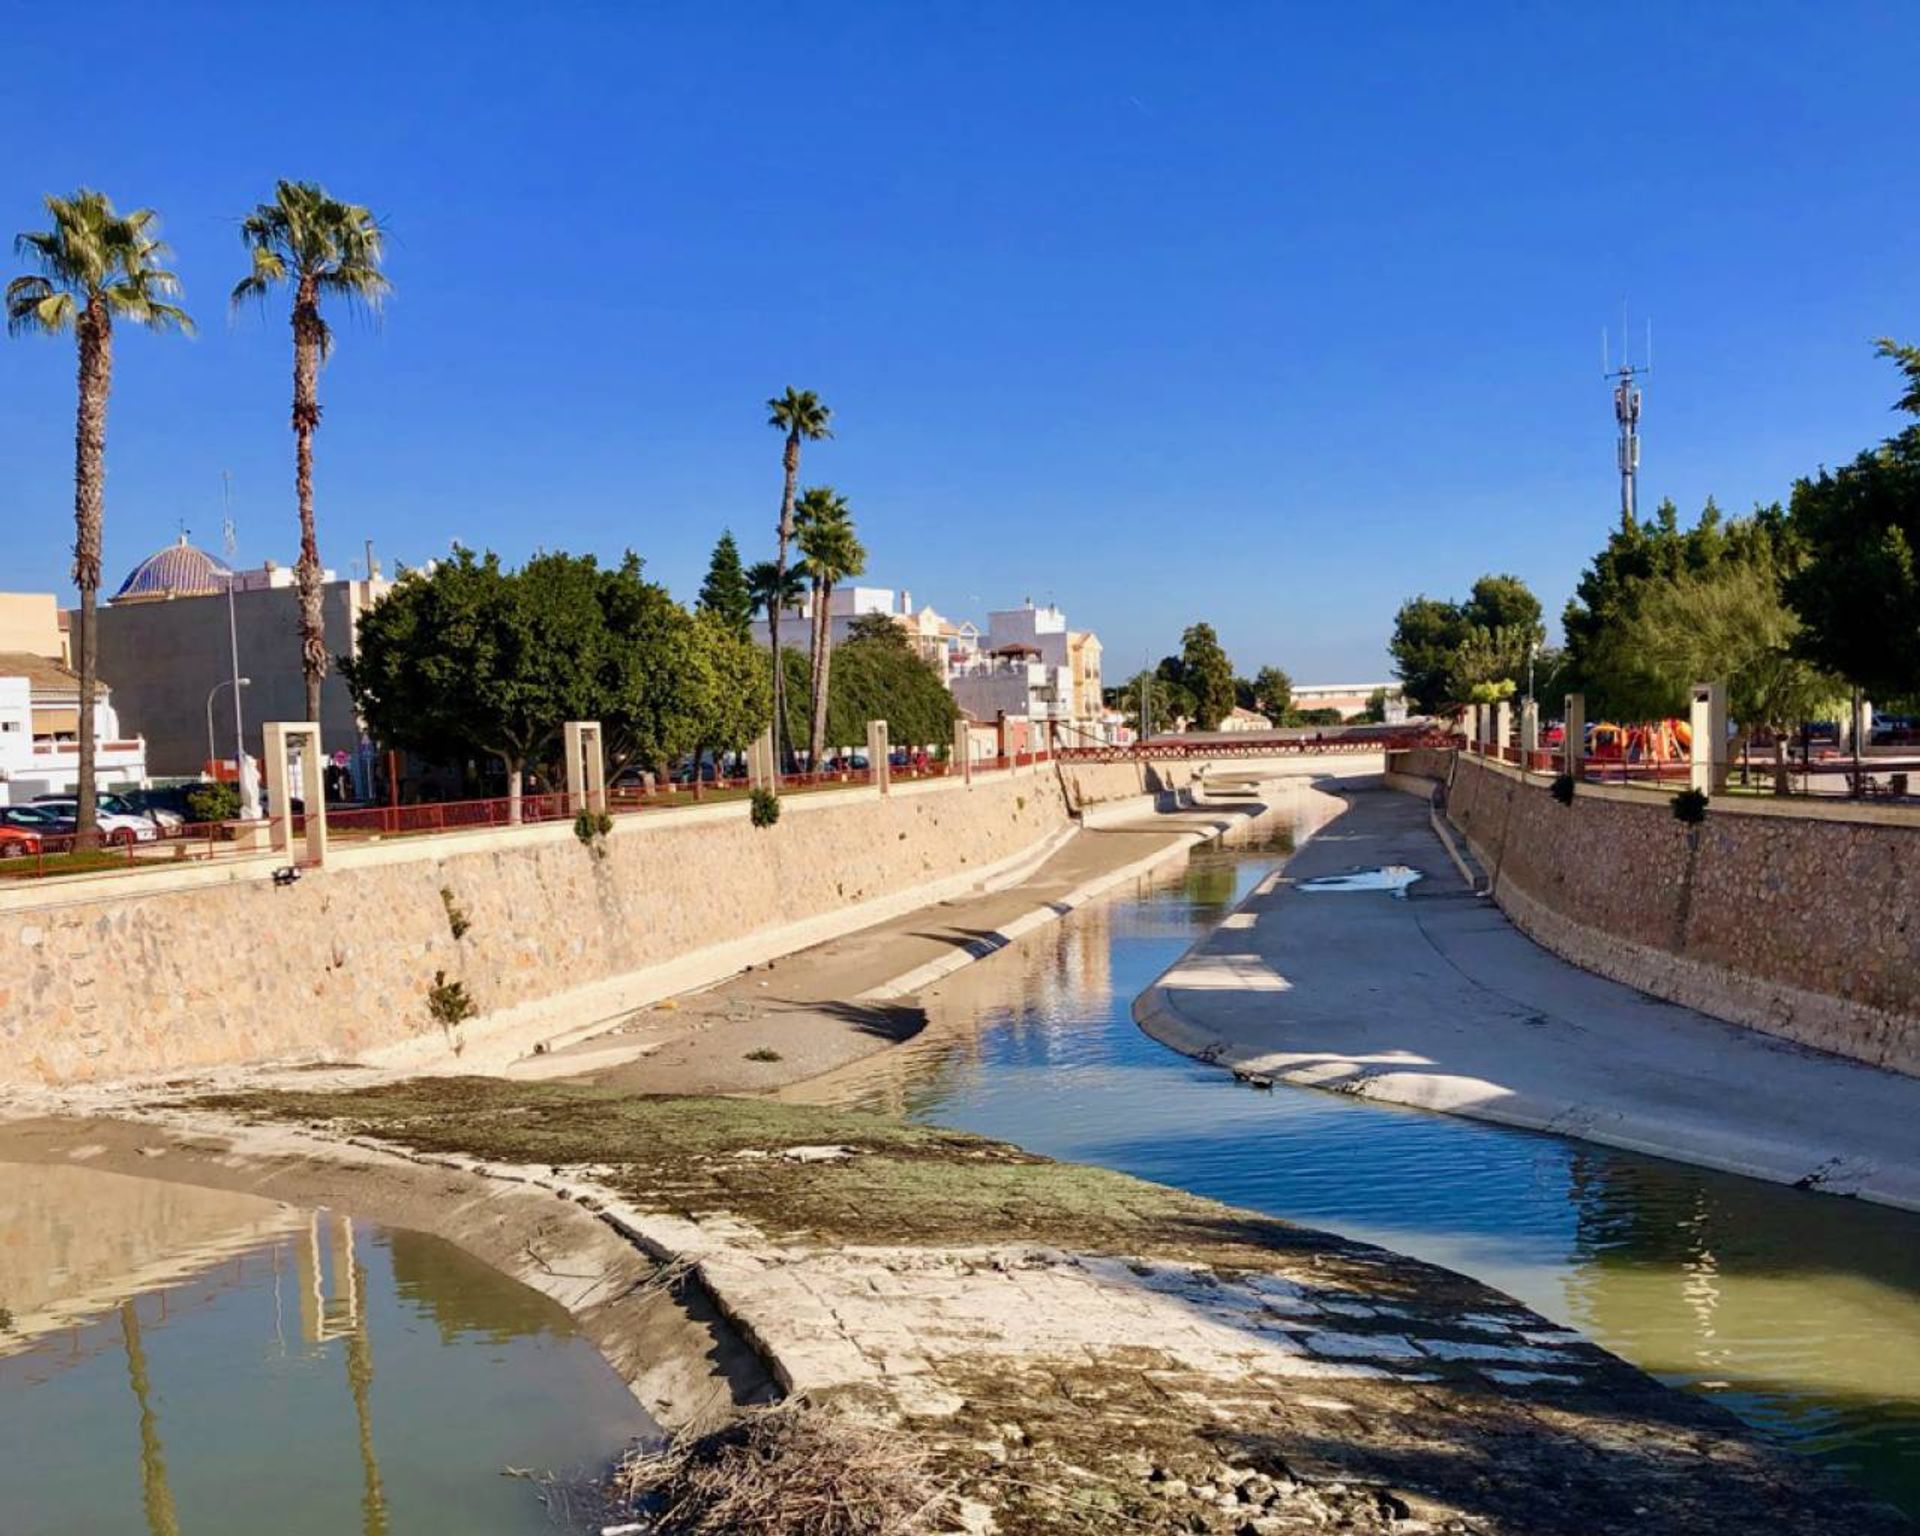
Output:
112 535 232 603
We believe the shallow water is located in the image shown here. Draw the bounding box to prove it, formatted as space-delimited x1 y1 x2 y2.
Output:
0 1162 652 1536
797 831 1920 1519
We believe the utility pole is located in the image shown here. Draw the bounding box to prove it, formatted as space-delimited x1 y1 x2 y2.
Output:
222 473 261 819
1604 315 1650 534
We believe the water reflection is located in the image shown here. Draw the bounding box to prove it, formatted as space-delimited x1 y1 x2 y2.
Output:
0 1163 651 1536
793 837 1920 1518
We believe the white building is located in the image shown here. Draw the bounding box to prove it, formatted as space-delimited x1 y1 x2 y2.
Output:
1290 681 1407 723
0 651 147 805
948 601 1107 742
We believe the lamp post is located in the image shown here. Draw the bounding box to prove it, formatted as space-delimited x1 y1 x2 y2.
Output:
207 678 251 783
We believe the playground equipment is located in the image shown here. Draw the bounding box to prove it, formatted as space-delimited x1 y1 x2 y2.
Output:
1586 718 1691 773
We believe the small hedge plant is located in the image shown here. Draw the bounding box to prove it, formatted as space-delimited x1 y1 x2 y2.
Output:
1548 773 1576 807
750 787 781 828
1671 787 1710 825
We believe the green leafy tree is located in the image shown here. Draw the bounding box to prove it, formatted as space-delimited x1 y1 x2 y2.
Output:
1362 686 1389 723
766 388 832 768
1389 596 1471 712
782 616 956 754
1783 344 1920 699
688 610 773 772
1603 545 1845 790
8 190 192 847
1393 575 1546 713
794 486 867 767
1179 622 1236 730
1252 665 1293 722
345 548 601 823
233 181 391 723
696 530 753 640
592 554 706 781
1109 670 1178 737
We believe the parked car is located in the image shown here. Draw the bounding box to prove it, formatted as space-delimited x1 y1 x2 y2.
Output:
0 822 43 859
34 789 181 832
29 797 158 843
117 786 197 829
0 804 70 834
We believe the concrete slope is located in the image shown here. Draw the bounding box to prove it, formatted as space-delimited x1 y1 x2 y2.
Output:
1136 788 1920 1211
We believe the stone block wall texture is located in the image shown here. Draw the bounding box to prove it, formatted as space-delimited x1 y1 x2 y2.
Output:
2 774 1071 1086
1423 751 1920 1078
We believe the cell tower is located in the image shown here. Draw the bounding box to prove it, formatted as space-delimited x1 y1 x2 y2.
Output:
1604 316 1651 533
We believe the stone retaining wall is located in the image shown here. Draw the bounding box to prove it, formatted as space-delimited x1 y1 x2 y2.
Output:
1407 751 1920 1077
2 773 1072 1087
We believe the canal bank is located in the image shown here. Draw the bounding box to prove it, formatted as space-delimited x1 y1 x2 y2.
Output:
1 1082 1907 1536
4 781 1914 1532
1135 788 1920 1211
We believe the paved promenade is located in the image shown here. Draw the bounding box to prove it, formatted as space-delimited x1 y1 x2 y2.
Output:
1137 788 1920 1210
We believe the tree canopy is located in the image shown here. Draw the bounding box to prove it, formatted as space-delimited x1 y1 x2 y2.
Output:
1177 622 1236 730
779 616 956 751
1252 665 1293 722
1781 345 1920 700
345 547 773 813
696 530 753 640
1391 573 1545 712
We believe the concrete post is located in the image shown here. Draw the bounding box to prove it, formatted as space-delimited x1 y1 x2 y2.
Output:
1689 682 1728 794
263 720 326 867
1520 699 1540 760
1563 693 1586 779
563 721 605 814
866 719 891 794
1473 703 1490 752
952 718 973 784
1494 700 1513 759
748 728 775 790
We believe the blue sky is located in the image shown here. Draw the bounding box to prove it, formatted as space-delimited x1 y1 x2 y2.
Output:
4 2 1917 682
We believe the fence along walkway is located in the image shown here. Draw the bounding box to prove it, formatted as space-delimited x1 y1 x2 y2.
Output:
0 729 1452 887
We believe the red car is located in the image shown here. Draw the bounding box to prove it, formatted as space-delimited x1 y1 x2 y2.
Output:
0 823 44 860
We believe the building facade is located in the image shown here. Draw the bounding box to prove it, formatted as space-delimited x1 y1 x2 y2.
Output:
90 537 391 783
0 594 146 803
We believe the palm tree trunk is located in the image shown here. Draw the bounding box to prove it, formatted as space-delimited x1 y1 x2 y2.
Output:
71 305 111 850
811 579 835 770
805 574 826 767
771 432 800 771
292 281 327 725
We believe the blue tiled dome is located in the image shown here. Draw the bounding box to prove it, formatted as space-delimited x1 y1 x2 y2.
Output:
112 536 232 603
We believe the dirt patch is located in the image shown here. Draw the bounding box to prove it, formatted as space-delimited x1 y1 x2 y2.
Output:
185 1081 1911 1536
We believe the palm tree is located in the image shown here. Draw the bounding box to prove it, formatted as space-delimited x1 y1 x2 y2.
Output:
233 181 390 723
8 191 192 848
793 488 866 769
748 559 807 758
765 388 832 767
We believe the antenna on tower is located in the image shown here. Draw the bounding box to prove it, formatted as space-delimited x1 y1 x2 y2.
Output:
1603 307 1650 534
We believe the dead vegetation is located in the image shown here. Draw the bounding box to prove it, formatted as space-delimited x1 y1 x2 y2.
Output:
612 1401 946 1536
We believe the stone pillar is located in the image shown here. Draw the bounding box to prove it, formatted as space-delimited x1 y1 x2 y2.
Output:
748 728 775 790
1494 700 1513 759
1689 681 1728 794
563 721 605 814
263 720 326 867
1563 693 1586 778
866 719 891 794
953 718 973 784
1520 699 1540 760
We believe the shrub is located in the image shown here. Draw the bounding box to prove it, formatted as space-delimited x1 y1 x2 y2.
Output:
427 970 477 1029
744 1046 783 1063
186 781 242 824
574 809 615 856
750 787 781 828
439 886 471 940
1548 773 1576 807
1671 787 1710 824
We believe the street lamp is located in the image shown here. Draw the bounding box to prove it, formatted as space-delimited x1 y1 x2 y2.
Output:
207 677 251 780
